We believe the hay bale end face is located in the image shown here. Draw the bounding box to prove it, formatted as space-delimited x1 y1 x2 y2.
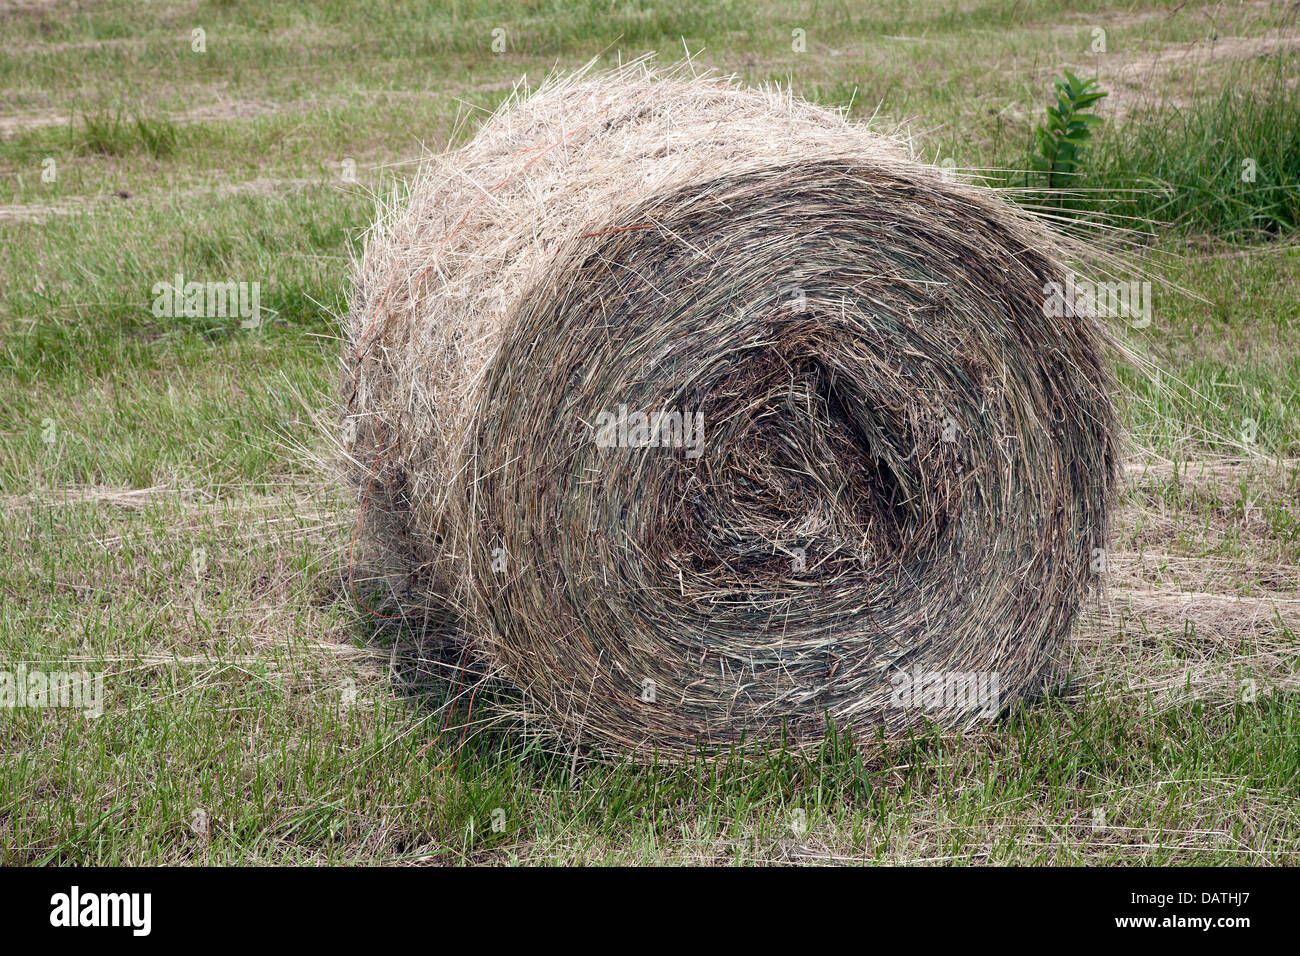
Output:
341 65 1119 756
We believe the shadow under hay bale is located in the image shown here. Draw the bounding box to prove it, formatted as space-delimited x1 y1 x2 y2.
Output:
340 60 1120 758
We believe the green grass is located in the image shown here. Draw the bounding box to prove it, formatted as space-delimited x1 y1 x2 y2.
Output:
76 110 182 159
1 0 1298 865
1072 72 1300 237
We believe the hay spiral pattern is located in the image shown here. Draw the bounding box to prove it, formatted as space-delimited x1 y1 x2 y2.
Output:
342 64 1119 755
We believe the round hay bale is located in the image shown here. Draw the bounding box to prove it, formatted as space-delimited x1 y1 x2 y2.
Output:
341 63 1119 756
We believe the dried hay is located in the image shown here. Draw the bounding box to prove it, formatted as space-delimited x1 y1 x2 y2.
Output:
340 61 1120 756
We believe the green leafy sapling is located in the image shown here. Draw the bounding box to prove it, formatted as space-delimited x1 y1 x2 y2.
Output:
1030 71 1108 197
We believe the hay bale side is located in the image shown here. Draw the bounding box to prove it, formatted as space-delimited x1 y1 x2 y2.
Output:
341 63 1119 755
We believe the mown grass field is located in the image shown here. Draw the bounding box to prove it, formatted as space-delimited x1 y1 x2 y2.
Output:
1 0 1298 864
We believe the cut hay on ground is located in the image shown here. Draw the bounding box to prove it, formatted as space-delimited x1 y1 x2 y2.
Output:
340 60 1120 756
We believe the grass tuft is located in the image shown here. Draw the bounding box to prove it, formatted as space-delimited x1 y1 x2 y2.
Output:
76 110 181 159
1080 72 1300 238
